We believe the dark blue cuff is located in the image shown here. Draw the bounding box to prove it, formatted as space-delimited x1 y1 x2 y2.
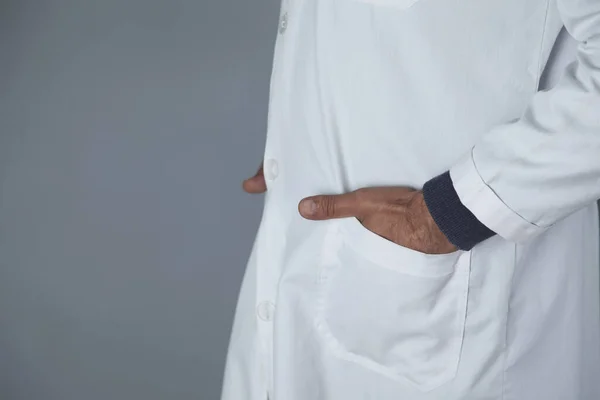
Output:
422 171 496 251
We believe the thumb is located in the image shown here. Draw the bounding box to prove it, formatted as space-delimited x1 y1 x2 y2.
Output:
299 192 360 220
243 166 267 194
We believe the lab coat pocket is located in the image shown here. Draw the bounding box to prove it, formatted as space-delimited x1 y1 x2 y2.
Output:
316 217 470 392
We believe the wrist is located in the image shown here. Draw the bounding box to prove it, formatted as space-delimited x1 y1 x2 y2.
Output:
410 190 457 254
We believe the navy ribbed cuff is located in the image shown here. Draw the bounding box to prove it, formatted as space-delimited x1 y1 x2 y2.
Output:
422 171 496 251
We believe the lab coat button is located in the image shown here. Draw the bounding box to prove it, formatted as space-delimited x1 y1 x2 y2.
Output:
257 301 276 322
264 159 279 181
279 13 288 34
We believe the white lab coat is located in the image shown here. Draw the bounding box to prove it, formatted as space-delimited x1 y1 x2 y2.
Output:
221 0 600 399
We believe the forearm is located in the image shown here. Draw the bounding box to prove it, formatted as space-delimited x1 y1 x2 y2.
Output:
423 0 600 248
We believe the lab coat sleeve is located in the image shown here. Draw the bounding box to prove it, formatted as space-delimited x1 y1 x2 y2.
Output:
446 0 600 243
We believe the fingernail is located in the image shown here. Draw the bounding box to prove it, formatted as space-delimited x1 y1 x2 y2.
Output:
300 199 316 216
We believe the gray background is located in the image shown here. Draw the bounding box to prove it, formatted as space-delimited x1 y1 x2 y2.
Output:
0 1 587 400
0 1 278 399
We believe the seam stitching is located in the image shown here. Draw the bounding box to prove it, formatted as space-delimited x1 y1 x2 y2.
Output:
534 0 553 90
467 148 548 231
501 244 519 400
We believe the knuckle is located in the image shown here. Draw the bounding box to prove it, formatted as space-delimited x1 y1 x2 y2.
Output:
323 197 336 217
354 188 368 198
353 188 370 205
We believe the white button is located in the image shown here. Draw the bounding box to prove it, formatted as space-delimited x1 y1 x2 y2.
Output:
263 159 279 181
256 301 276 322
279 13 288 34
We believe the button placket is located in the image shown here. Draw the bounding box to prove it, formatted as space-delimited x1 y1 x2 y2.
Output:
257 301 276 322
264 158 279 181
279 12 288 34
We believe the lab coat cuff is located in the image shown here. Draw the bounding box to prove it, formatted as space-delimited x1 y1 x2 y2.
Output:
423 171 496 250
449 149 548 243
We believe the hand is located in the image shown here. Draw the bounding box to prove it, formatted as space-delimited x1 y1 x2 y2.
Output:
298 187 457 255
242 165 267 194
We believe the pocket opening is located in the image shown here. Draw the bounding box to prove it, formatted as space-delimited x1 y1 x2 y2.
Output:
338 217 465 277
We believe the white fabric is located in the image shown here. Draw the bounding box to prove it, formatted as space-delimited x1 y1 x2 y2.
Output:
221 1 600 399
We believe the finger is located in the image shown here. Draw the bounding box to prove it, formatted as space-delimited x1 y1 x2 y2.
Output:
242 166 267 194
299 192 361 220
